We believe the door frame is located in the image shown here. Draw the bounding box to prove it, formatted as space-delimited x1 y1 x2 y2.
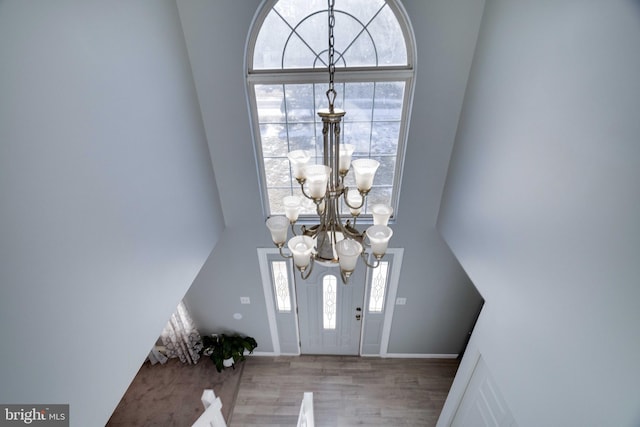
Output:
258 248 403 356
296 260 367 355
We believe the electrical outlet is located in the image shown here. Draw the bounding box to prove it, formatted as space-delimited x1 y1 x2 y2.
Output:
240 297 251 304
396 297 407 305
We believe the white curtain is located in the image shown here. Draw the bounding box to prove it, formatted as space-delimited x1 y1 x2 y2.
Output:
157 301 202 364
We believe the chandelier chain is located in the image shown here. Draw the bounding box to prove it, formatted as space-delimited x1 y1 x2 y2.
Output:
327 0 336 111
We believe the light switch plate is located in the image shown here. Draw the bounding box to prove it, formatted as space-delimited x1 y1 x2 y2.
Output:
240 297 251 304
396 297 407 305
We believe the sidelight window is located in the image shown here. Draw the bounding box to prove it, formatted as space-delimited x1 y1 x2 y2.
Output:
368 261 389 312
271 260 292 312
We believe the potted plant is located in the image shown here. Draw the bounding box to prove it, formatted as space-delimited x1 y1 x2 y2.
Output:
200 334 258 372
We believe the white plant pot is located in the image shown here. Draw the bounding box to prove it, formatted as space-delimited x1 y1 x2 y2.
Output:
223 358 234 368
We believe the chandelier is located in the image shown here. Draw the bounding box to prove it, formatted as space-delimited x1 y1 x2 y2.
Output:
265 0 394 284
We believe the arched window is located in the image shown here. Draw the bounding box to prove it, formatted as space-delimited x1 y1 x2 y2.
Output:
247 0 415 218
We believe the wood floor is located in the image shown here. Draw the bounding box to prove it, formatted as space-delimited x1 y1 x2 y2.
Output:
108 355 459 427
231 356 459 427
107 358 244 426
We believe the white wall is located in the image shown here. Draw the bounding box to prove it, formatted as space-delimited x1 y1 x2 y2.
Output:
438 0 640 425
179 0 485 357
0 1 224 425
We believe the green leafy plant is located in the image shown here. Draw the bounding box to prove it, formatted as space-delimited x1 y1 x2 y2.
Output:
200 334 258 372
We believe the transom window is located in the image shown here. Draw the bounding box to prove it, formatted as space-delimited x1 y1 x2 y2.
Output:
247 0 415 218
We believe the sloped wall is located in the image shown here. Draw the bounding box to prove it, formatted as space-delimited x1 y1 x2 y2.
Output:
438 1 640 425
0 1 224 425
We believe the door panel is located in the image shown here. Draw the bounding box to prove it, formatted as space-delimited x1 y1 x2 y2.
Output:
297 262 365 355
452 357 517 427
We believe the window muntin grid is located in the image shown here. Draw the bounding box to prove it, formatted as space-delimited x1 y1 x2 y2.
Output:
252 0 407 70
256 81 403 215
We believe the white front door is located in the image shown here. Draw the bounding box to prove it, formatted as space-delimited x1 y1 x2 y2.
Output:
296 262 365 355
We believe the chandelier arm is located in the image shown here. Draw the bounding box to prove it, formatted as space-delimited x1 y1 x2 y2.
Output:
299 257 315 280
316 227 328 248
297 181 317 201
316 199 326 217
334 210 365 243
335 197 355 231
361 232 371 248
360 251 381 269
278 245 293 259
340 269 351 285
316 222 330 247
320 196 331 229
290 222 300 237
342 187 366 210
342 226 364 241
302 223 321 239
331 198 350 235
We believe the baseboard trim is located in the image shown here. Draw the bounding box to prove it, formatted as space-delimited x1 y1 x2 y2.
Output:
249 351 278 357
250 352 458 359
382 353 459 359
249 351 302 357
